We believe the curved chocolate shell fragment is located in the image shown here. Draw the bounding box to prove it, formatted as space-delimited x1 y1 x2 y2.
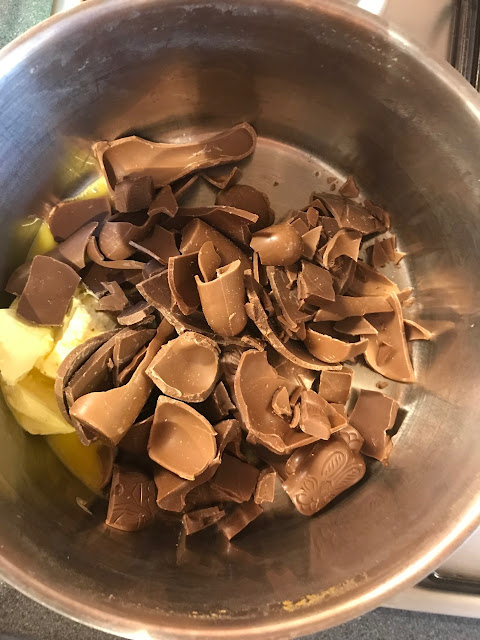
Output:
196 260 247 337
322 229 362 268
147 331 219 402
130 225 180 265
87 237 145 270
96 281 129 312
198 241 221 282
148 396 217 480
201 165 240 190
47 196 111 242
348 389 399 462
347 260 399 297
313 295 392 322
180 218 251 272
282 438 366 516
117 301 154 326
404 318 433 341
250 223 303 266
217 500 263 540
298 389 345 439
114 176 155 213
167 252 201 315
16 255 80 326
216 184 274 232
112 327 156 371
210 453 259 503
175 206 258 246
118 415 153 457
318 194 387 235
334 316 378 336
268 350 318 390
363 292 415 382
297 261 335 306
98 211 156 260
245 273 340 371
106 465 158 532
234 350 319 455
305 327 368 363
147 185 178 218
267 266 313 329
69 321 174 445
93 123 256 193
301 226 323 260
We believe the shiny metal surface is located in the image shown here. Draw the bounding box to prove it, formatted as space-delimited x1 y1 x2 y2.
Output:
1 0 480 638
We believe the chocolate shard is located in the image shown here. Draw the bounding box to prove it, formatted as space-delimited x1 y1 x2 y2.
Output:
96 281 129 312
364 199 391 230
348 260 399 297
172 174 200 200
250 223 303 266
254 467 276 504
147 185 178 218
93 123 257 192
168 252 201 315
301 226 323 260
269 351 318 390
154 464 217 513
200 382 236 423
148 396 217 480
370 239 390 269
147 331 220 402
334 316 378 336
282 438 366 516
217 500 263 540
210 453 260 503
47 196 111 242
339 176 360 199
305 326 368 363
196 260 247 337
318 194 387 235
348 389 399 462
318 367 353 404
322 229 362 268
180 218 251 272
271 386 292 418
288 216 309 237
201 165 240 190
313 295 392 322
334 424 364 453
130 225 180 265
216 184 274 232
114 176 155 213
175 206 258 246
234 349 319 455
106 465 158 531
267 266 313 329
116 345 147 386
112 327 156 371
98 211 156 260
297 261 335 306
363 292 415 383
16 255 80 326
117 300 154 326
87 236 145 270
298 389 332 439
198 241 221 282
69 321 174 445
118 415 153 457
404 318 433 341
182 506 226 535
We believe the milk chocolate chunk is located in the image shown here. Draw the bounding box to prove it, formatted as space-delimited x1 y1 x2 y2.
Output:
200 382 235 422
47 196 111 242
267 266 313 329
196 260 247 337
96 281 129 312
176 206 258 246
70 321 174 445
182 506 226 535
94 123 256 192
250 223 303 266
318 215 340 238
16 255 80 326
112 328 155 371
305 327 368 363
147 185 178 218
339 176 360 199
87 236 145 271
318 367 354 404
289 216 309 237
117 301 154 326
201 165 240 190
118 415 153 457
404 318 433 341
319 194 386 235
349 389 399 462
313 295 392 322
168 252 201 315
181 218 251 272
363 292 415 383
114 176 155 213
116 345 147 386
298 389 332 439
271 386 292 418
154 464 218 512
149 396 217 480
269 352 318 390
198 241 221 282
147 331 219 402
210 453 259 503
334 316 378 336
217 500 263 540
297 261 335 306
216 184 274 232
130 225 179 265
282 438 366 516
348 261 399 297
370 240 390 269
98 211 156 260
254 467 276 504
301 226 323 260
234 350 317 454
364 199 391 230
322 229 362 268
106 465 158 532
334 424 364 453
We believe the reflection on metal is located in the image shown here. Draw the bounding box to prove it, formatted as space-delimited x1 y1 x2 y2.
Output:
450 0 480 90
357 0 387 14
422 572 480 596
51 0 86 14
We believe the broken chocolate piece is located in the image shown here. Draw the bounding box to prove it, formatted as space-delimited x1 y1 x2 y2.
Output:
305 327 368 363
267 266 313 329
319 194 387 235
112 328 155 371
289 216 309 237
250 223 303 266
271 386 292 418
348 261 399 297
322 229 361 268
196 260 247 337
297 261 335 306
364 199 391 230
182 506 226 535
118 415 153 457
148 396 217 480
210 453 259 503
200 382 236 423
404 318 433 341
16 255 80 326
94 123 256 192
114 176 154 213
298 389 332 439
339 176 359 199
154 463 218 512
283 438 366 515
216 184 274 232
198 241 221 282
217 500 263 540
349 389 399 462
180 218 251 272
117 301 154 326
313 295 392 321
130 225 180 265
147 331 219 402
318 367 353 404
254 467 276 504
175 206 258 246
47 196 110 242
87 236 145 270
147 185 178 218
172 174 200 200
106 465 158 531
96 281 128 312
168 252 201 315
301 226 323 260
201 165 240 190
334 316 378 336
370 240 390 268
98 211 155 260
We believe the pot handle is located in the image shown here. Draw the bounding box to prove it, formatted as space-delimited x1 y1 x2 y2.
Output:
450 0 480 90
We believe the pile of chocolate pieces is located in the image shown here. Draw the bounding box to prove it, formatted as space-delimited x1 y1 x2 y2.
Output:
5 123 431 539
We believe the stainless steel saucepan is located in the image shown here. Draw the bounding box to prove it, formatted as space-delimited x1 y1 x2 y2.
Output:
0 0 479 637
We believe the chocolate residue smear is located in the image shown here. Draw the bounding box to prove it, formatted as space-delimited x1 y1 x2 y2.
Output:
1 124 430 539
